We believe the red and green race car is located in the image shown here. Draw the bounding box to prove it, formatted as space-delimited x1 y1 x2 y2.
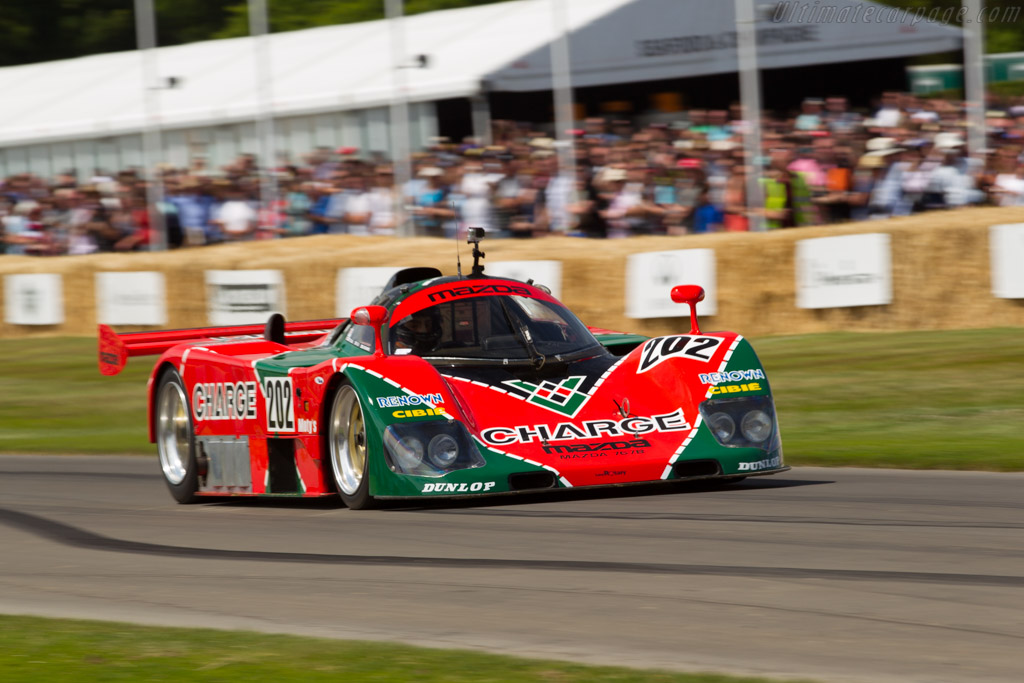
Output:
98 239 786 509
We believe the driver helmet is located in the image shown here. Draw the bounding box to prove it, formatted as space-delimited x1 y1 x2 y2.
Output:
394 307 442 354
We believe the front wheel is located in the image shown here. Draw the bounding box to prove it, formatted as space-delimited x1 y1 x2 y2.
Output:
155 369 199 503
328 383 374 510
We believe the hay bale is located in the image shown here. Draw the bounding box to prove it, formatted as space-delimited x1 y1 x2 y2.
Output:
2 207 1024 339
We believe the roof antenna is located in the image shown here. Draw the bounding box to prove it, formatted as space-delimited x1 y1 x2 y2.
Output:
452 201 463 277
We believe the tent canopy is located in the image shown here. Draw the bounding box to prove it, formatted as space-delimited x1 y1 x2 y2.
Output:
0 0 960 147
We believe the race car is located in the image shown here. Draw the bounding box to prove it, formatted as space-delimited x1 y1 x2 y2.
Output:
98 233 786 508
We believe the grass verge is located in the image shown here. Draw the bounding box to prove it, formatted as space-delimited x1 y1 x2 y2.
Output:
0 329 1020 469
0 615 806 683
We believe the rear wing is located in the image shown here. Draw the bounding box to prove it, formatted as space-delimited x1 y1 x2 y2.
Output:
98 319 344 376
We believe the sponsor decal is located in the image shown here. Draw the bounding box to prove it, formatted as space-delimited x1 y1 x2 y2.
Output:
709 382 764 396
428 283 531 303
638 335 724 373
297 418 318 435
422 481 497 494
314 377 325 385
738 456 782 472
193 381 258 421
482 409 689 446
595 470 627 477
699 369 766 385
263 377 295 432
543 438 650 455
503 376 589 416
393 407 447 419
377 393 443 408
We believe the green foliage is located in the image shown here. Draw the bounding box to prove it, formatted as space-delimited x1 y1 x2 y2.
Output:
874 0 1024 54
0 0 515 66
5 0 1024 69
0 615 806 683
987 78 1024 95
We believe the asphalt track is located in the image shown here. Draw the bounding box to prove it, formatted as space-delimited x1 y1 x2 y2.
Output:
1 455 1022 683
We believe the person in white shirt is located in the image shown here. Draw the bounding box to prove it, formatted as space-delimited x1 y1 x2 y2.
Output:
212 186 257 240
367 166 398 235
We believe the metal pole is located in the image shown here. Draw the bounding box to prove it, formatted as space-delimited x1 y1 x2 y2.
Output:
249 0 279 232
134 0 167 251
549 0 577 232
734 0 765 231
386 0 413 237
963 0 986 166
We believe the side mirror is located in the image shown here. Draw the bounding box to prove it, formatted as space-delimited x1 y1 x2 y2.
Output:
670 285 705 335
350 305 389 357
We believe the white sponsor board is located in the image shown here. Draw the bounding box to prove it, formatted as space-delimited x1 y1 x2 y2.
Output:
96 271 167 326
487 260 562 300
990 224 1024 298
625 249 717 319
796 233 892 309
205 270 285 325
335 267 403 317
3 273 64 325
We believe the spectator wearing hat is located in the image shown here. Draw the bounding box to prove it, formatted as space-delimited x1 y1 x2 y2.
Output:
599 167 647 239
410 166 453 237
866 143 912 219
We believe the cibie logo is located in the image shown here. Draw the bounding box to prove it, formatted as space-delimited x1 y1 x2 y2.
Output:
503 376 589 416
738 456 781 472
422 481 496 494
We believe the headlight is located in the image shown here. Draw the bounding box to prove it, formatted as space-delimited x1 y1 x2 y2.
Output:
740 410 772 443
384 428 424 470
428 433 459 468
383 420 485 477
707 412 736 443
699 396 778 450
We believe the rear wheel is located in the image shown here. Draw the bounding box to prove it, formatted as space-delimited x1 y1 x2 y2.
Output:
328 383 374 510
155 369 199 503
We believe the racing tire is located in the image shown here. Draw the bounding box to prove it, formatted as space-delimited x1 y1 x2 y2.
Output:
327 383 375 510
155 368 200 504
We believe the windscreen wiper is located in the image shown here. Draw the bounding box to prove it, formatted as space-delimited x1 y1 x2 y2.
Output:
498 299 545 370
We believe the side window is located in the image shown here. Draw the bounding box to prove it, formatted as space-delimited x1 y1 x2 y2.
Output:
344 324 375 353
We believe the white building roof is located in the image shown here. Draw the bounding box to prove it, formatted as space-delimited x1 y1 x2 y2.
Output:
0 0 960 147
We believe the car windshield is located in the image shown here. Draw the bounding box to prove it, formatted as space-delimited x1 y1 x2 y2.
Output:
389 295 602 365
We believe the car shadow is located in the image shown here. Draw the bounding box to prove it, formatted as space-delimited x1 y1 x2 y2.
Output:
191 475 833 512
384 475 834 512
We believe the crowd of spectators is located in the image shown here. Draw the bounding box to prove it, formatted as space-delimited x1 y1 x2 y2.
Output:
5 91 1024 255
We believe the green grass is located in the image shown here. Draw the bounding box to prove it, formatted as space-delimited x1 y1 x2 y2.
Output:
754 328 1024 470
0 615 805 683
0 330 1021 469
